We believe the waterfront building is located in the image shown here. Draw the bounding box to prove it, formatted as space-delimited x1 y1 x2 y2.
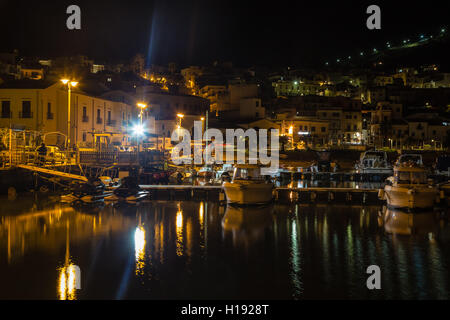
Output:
0 80 134 147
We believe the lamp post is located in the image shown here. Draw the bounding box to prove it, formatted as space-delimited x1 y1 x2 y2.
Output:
177 113 184 129
137 103 147 128
61 79 78 149
136 103 147 165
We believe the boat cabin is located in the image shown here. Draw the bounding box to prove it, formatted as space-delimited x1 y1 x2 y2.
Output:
396 154 423 166
394 167 428 185
360 151 388 168
232 165 265 181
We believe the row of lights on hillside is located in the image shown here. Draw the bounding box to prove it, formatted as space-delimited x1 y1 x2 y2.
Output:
324 27 447 66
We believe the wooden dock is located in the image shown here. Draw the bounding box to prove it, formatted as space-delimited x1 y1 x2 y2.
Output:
140 185 383 204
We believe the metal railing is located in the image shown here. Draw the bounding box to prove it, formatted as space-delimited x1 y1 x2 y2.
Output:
106 119 116 127
78 150 164 165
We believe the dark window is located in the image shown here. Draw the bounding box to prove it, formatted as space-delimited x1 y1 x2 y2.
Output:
21 101 32 118
1 101 11 118
311 126 316 132
96 109 102 124
82 107 88 122
47 102 53 119
321 127 326 132
82 132 87 142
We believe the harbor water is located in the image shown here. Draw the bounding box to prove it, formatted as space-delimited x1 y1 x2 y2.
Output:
0 195 449 299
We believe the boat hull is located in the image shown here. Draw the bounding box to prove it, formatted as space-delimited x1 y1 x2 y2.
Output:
223 182 273 205
384 185 438 210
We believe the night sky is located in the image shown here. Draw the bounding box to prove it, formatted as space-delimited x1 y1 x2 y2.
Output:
0 0 448 67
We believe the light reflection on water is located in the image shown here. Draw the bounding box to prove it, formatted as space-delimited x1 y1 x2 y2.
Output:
0 195 449 299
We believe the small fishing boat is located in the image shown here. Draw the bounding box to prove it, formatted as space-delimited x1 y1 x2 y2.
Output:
104 176 148 203
222 164 274 205
379 154 439 210
61 178 111 203
356 151 393 174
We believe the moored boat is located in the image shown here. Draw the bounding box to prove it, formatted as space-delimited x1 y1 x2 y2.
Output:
61 177 112 203
222 164 274 205
104 176 148 203
356 151 393 174
379 154 439 210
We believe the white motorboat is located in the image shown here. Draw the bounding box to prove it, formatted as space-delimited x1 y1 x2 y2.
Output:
222 164 274 205
356 151 393 174
379 154 439 210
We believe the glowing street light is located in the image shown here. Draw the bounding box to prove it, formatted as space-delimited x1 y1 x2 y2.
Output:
137 102 147 125
177 113 184 128
61 79 78 148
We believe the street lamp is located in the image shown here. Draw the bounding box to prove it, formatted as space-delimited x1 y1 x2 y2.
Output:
177 113 184 129
137 103 147 126
61 79 78 149
136 102 148 157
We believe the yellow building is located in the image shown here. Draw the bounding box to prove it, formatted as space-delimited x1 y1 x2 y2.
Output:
0 81 133 147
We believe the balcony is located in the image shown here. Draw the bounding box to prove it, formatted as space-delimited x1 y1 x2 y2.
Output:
47 112 54 120
96 117 103 124
19 111 33 119
0 112 12 119
106 119 116 127
82 115 89 123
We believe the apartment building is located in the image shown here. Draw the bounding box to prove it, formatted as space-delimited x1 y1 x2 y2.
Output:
0 81 133 147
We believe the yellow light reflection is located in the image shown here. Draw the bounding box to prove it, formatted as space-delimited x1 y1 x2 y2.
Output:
176 204 184 256
58 263 79 300
199 202 204 227
135 225 146 275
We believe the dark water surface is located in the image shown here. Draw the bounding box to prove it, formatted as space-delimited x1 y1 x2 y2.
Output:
0 195 449 300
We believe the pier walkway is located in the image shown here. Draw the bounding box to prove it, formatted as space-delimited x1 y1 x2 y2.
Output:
16 164 88 182
140 185 382 204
